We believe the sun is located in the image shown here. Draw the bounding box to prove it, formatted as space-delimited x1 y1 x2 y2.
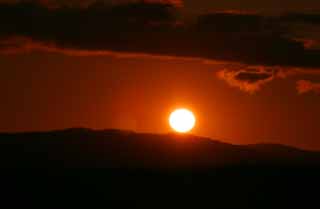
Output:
169 108 196 133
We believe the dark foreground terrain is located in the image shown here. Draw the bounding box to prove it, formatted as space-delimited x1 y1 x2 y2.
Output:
0 128 319 209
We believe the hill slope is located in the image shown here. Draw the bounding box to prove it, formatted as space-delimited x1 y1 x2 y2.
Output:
1 129 320 209
0 128 319 168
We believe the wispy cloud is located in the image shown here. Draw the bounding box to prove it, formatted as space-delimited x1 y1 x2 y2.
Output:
217 66 320 94
217 67 284 93
297 80 320 94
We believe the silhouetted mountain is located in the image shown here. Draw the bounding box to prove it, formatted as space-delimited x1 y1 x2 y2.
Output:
0 129 319 209
0 128 319 168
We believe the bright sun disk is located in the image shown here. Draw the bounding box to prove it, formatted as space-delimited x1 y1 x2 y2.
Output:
169 108 196 133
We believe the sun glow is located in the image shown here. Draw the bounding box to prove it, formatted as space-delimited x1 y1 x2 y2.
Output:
169 108 196 133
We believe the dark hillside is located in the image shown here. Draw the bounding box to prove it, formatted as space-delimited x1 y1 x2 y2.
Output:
0 129 319 209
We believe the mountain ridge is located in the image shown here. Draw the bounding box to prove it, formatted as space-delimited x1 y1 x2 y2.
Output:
1 127 312 151
1 128 320 209
0 128 319 169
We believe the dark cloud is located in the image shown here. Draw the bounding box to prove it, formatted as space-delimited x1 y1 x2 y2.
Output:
280 13 320 25
0 0 183 8
1 1 320 94
234 71 273 83
1 1 320 68
217 65 320 93
195 12 264 33
217 67 283 93
277 13 320 50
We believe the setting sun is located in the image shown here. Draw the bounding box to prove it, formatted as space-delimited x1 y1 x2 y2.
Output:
169 108 196 133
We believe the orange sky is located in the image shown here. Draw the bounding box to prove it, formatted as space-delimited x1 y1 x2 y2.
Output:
1 0 320 150
1 52 319 149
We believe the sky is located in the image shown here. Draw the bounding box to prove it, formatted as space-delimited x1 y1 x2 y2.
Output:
0 0 320 149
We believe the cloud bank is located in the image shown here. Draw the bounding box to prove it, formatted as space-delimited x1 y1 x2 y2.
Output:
0 1 320 93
